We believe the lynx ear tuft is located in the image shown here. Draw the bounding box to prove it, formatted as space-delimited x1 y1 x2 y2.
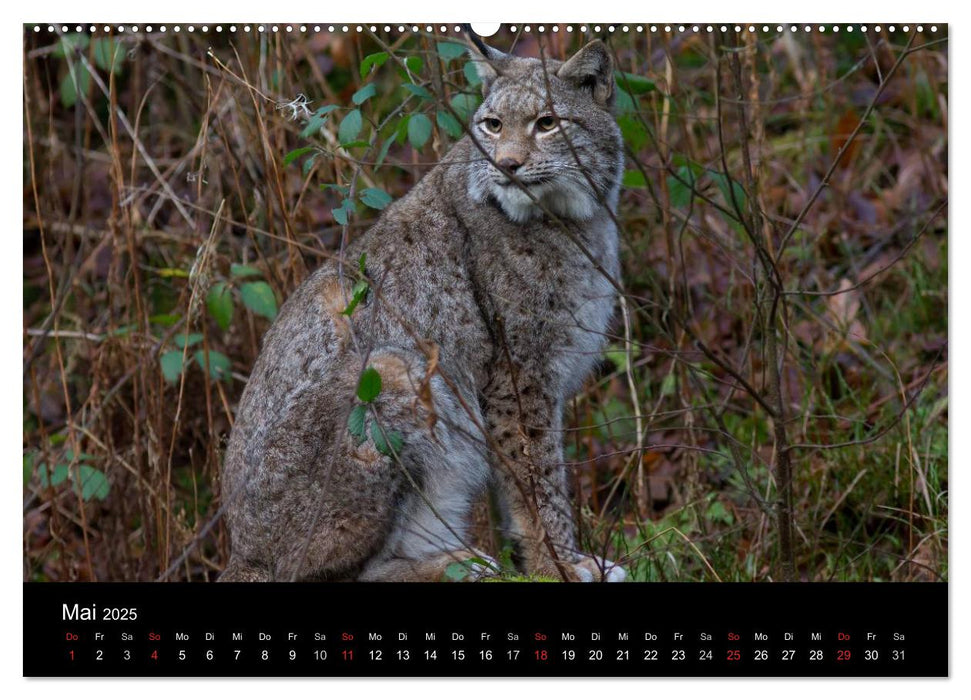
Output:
557 40 615 107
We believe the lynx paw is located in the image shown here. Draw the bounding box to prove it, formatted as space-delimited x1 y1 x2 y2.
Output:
571 556 627 583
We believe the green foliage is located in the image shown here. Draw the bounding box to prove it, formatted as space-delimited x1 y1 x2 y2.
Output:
174 332 203 349
59 63 90 108
332 197 355 225
436 109 464 139
341 279 369 316
450 93 480 122
230 263 262 279
52 34 89 58
407 113 433 149
615 70 656 95
401 83 433 100
337 108 363 145
352 83 377 105
359 51 389 79
36 451 110 502
436 42 467 63
193 349 231 380
347 404 367 444
282 146 316 167
359 187 392 210
356 366 382 403
159 350 185 383
300 105 338 139
206 283 234 331
617 114 648 151
239 281 278 320
92 38 125 74
666 165 698 209
463 61 482 87
622 170 647 188
370 422 404 457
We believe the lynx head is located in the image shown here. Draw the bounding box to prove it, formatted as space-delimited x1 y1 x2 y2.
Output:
465 39 623 224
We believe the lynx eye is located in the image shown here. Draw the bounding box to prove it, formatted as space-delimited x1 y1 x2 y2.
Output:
481 117 502 134
536 115 558 132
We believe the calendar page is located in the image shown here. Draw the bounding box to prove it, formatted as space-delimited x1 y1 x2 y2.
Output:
22 19 948 678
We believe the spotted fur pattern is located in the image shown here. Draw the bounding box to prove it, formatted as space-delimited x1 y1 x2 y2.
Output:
219 40 627 583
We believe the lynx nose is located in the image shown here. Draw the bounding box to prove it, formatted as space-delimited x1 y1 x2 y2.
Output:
497 157 523 173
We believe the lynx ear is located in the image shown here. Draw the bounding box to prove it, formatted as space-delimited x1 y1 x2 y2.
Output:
557 40 614 106
466 40 508 92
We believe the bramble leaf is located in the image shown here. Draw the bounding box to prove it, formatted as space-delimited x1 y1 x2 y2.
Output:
357 366 382 403
407 113 433 149
240 281 278 320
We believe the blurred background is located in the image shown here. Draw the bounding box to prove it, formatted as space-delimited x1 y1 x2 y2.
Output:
23 23 947 582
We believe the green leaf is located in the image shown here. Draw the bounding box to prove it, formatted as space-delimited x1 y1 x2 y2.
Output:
332 197 355 225
615 88 636 115
622 170 647 188
357 366 383 403
359 51 389 79
710 171 748 211
706 498 734 525
397 55 423 79
617 114 648 151
407 113 433 149
358 252 367 275
92 38 125 74
230 263 263 279
401 83 433 100
360 187 392 210
24 452 35 487
174 332 203 349
667 165 697 209
444 561 471 582
76 465 110 501
59 64 90 108
37 463 69 488
376 133 396 167
449 93 480 122
615 71 656 95
240 281 278 320
52 34 90 58
160 350 185 383
338 108 363 145
300 105 339 138
193 349 231 380
320 183 350 196
341 279 369 316
436 109 463 139
149 313 181 327
352 83 377 105
463 61 482 87
395 115 411 146
437 41 467 62
347 404 367 444
370 423 404 457
302 152 319 175
206 283 233 331
282 146 316 167
155 267 189 278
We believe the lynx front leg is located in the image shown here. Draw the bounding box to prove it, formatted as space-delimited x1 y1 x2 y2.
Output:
483 378 626 582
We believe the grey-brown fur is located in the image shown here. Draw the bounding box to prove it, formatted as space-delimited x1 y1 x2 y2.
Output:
220 40 627 582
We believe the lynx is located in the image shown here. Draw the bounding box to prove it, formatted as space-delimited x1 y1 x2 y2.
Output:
219 38 627 582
